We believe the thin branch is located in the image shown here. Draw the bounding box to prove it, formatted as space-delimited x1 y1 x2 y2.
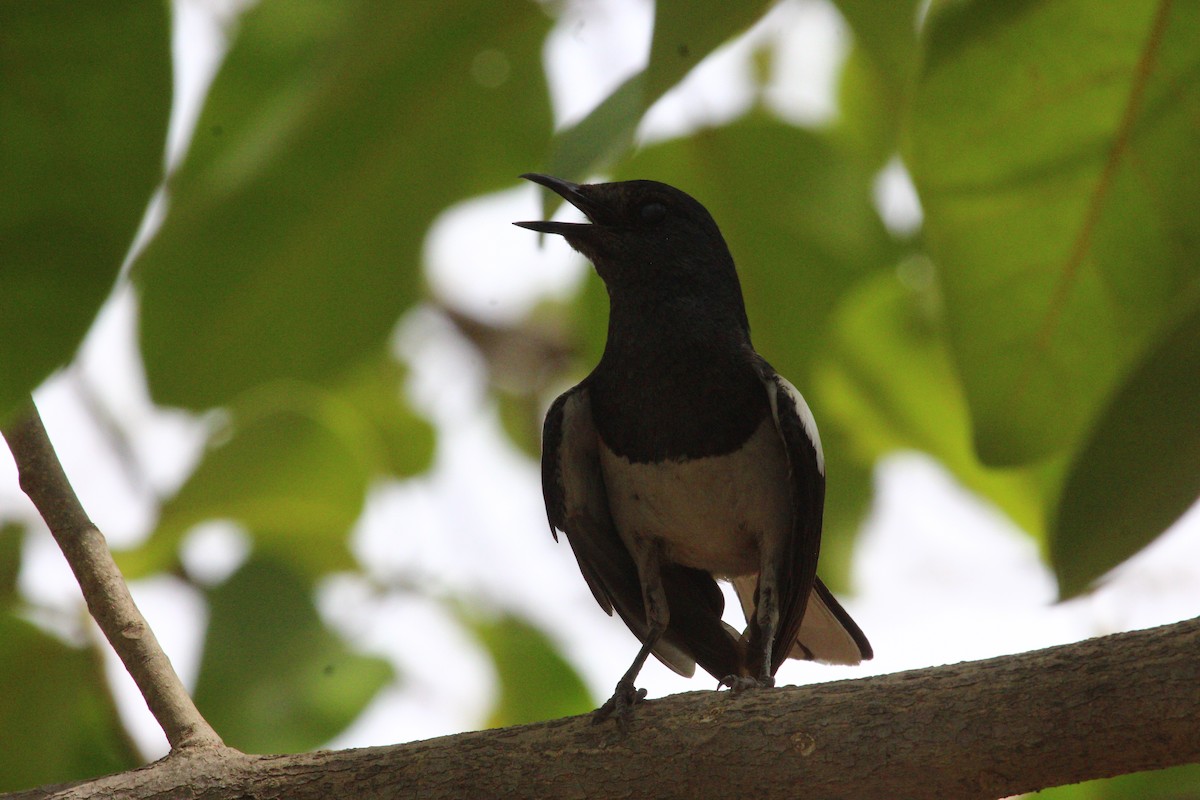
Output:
1 402 223 751
6 615 1199 800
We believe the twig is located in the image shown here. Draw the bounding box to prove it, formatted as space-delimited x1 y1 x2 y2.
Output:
2 402 223 751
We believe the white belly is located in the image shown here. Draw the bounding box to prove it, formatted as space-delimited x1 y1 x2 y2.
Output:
599 417 792 577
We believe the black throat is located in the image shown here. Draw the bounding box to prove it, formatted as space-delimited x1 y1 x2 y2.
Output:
587 289 770 464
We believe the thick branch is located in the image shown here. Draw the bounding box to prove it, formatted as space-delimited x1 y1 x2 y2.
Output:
8 616 1199 800
2 404 223 751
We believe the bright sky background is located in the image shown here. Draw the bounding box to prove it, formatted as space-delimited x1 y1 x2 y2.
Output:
2 0 1198 760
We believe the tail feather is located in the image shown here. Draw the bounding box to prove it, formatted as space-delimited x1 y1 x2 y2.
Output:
732 575 871 667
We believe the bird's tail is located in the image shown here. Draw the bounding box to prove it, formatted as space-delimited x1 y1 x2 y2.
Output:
731 575 872 666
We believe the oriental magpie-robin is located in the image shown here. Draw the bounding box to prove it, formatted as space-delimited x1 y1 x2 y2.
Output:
516 174 871 722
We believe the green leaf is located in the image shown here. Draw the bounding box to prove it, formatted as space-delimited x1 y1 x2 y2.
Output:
814 424 874 592
127 383 371 579
328 356 436 480
1053 299 1200 597
0 614 136 792
833 0 922 165
907 0 1200 465
0 0 170 421
0 523 23 605
544 0 773 185
135 1 552 410
122 353 434 580
469 613 593 727
833 0 920 80
815 271 1048 540
496 389 542 460
195 557 392 753
1033 763 1200 799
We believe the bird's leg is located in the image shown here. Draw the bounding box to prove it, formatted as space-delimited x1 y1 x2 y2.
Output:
753 579 779 687
593 634 655 727
722 574 778 692
594 541 668 729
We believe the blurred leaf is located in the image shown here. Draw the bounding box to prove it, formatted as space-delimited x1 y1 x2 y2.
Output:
833 0 920 80
142 385 368 578
331 356 436 480
0 0 170 421
0 523 22 604
1031 762 1200 799
1053 299 1200 597
195 557 392 753
816 271 1047 539
0 614 136 791
836 46 904 169
469 613 593 727
815 424 874 592
907 1 1200 465
496 389 542 460
123 353 434 580
544 0 772 186
833 0 921 165
136 1 552 410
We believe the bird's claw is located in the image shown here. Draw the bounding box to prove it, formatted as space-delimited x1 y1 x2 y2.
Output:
720 674 775 694
593 677 647 731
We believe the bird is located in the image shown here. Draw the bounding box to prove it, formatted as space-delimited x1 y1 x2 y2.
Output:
514 173 872 723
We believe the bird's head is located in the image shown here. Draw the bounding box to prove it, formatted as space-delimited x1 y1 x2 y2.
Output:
515 174 740 302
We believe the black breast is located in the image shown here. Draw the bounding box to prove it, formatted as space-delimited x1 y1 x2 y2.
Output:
587 335 770 464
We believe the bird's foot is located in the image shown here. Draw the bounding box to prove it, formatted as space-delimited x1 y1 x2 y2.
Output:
720 674 776 694
593 677 647 731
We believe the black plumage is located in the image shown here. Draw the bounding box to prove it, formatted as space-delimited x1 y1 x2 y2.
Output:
516 174 871 721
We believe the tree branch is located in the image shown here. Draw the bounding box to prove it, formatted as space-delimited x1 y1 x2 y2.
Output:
1 402 224 752
6 615 1199 800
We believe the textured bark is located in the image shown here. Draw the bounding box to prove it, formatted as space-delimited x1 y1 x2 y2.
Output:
7 616 1199 800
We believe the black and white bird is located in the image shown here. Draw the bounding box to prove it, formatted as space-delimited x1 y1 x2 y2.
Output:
515 174 871 721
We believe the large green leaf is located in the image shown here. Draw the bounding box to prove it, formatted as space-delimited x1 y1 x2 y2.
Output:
0 0 170 421
1032 762 1200 799
469 613 593 728
1053 298 1200 597
907 0 1200 466
195 558 392 753
0 614 136 791
121 356 432 580
833 0 922 165
816 271 1048 539
543 0 773 185
135 1 552 410
329 357 436 481
150 389 367 577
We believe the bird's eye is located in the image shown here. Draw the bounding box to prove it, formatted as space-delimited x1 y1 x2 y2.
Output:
639 202 667 224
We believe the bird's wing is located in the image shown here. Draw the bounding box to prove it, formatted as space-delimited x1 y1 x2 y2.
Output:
759 368 870 670
542 385 697 676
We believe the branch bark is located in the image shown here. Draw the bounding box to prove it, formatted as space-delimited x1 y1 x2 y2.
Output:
6 615 1199 800
1 403 224 752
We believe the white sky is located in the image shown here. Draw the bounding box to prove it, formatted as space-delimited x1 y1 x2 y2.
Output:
1 0 1197 761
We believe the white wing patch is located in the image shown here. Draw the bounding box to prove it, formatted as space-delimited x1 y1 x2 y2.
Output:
766 375 825 475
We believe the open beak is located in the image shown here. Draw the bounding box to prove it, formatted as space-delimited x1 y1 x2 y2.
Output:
513 173 603 235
